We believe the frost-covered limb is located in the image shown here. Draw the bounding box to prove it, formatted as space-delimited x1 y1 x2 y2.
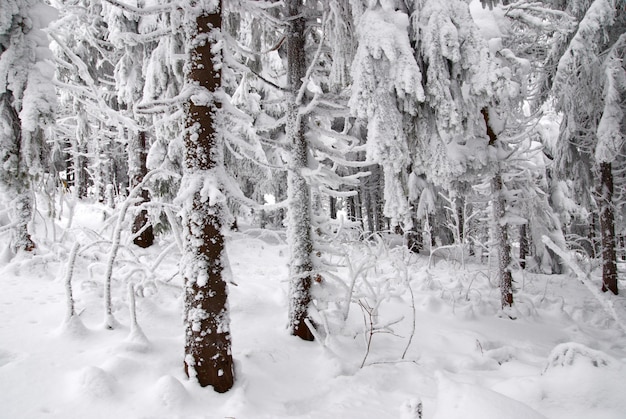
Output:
0 222 19 235
294 10 328 107
102 169 163 329
399 266 416 360
240 228 287 245
317 186 358 199
150 241 179 273
164 206 184 254
111 28 172 46
358 299 376 368
126 282 149 343
543 235 626 335
221 172 289 212
342 252 376 320
48 32 140 132
134 92 190 115
127 217 153 245
101 0 179 16
64 242 81 322
227 0 288 28
223 137 285 171
503 2 576 32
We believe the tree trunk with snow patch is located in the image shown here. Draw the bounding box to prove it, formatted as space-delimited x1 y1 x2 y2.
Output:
0 91 35 252
130 130 154 248
598 162 618 295
286 0 314 341
182 1 234 392
483 109 513 308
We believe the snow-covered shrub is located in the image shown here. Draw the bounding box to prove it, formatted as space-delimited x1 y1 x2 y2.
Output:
544 342 614 372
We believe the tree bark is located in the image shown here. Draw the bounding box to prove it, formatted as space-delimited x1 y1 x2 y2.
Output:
483 109 513 308
599 162 618 295
130 130 154 248
286 0 314 341
0 91 35 252
519 224 528 270
456 196 465 244
74 105 89 199
182 1 234 392
492 172 514 307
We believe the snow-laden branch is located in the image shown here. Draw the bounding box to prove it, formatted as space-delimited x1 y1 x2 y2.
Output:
109 28 172 47
223 139 284 171
553 0 615 92
219 166 289 212
101 0 178 16
295 10 328 106
49 32 140 133
504 1 576 32
102 168 166 329
223 50 287 92
227 0 287 28
318 185 358 198
134 91 190 114
542 235 626 335
222 30 286 57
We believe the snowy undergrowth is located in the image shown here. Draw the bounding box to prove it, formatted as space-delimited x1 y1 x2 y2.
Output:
1 203 626 419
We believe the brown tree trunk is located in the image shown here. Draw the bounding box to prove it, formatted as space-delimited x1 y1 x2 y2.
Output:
182 1 234 392
599 162 618 295
130 130 154 248
286 0 314 341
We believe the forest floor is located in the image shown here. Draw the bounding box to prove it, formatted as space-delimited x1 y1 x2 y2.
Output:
1 202 626 419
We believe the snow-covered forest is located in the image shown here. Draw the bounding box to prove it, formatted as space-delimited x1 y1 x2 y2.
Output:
1 0 625 417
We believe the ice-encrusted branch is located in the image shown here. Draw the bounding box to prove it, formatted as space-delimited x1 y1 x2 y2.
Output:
542 235 626 335
103 169 164 330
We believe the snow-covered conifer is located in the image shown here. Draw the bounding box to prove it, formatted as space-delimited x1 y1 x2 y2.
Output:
551 0 625 294
349 1 424 227
0 0 57 251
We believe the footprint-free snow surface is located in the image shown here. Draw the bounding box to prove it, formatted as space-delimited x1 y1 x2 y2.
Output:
1 204 626 419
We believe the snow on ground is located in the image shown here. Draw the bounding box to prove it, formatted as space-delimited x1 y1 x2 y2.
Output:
1 203 626 419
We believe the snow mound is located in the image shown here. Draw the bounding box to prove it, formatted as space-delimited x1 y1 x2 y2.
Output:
56 315 89 338
400 398 422 419
72 366 117 399
151 375 188 408
544 342 614 371
0 244 14 265
118 327 151 353
432 372 547 419
0 348 18 367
